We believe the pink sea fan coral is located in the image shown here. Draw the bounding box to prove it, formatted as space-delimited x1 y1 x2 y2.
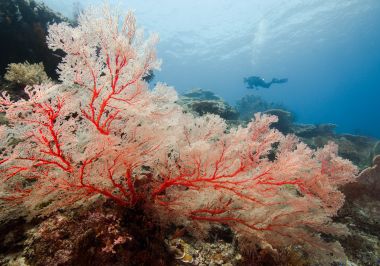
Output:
0 5 357 261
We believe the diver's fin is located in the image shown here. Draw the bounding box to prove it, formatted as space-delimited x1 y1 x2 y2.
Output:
271 78 288 84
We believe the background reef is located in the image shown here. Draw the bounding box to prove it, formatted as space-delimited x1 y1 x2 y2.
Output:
0 0 68 79
0 1 379 266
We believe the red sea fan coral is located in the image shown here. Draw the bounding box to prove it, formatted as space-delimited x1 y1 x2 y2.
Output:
0 5 357 262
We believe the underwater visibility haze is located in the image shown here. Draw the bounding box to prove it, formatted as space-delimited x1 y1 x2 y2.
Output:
41 0 380 137
1 1 380 265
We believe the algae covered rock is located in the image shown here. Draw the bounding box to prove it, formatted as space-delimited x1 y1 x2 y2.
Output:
343 155 380 200
23 201 173 266
300 133 379 170
336 155 380 266
293 123 337 138
182 88 221 101
235 94 284 121
264 109 294 134
178 88 239 121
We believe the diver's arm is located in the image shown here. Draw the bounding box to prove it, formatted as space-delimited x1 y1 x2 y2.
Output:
263 81 271 88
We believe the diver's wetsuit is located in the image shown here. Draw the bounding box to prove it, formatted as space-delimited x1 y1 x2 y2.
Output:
244 76 288 89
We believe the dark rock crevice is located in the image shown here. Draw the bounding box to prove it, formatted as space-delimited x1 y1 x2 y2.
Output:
0 0 70 80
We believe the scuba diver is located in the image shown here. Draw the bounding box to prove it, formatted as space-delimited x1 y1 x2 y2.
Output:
244 76 288 89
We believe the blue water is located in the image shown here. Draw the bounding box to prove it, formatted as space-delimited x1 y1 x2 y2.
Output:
42 0 380 138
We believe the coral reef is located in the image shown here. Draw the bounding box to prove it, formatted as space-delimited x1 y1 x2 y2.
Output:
178 88 239 121
167 237 242 265
335 156 380 265
293 123 337 138
233 96 380 265
23 202 172 266
0 200 173 266
342 155 380 207
301 133 379 170
244 103 379 170
182 88 221 101
0 7 356 263
235 94 284 121
263 109 294 134
4 62 49 86
0 0 69 80
0 4 369 266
